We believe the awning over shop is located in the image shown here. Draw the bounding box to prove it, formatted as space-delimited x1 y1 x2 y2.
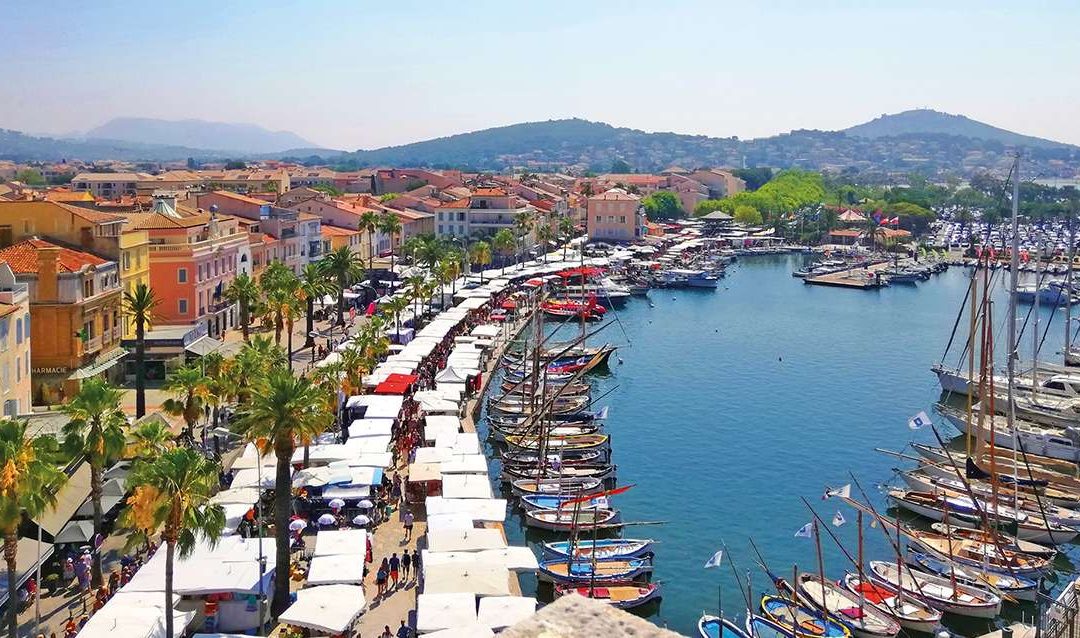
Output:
184 336 224 356
74 477 126 517
373 373 418 395
33 462 91 537
68 347 128 380
416 593 477 633
0 537 53 607
278 584 366 635
53 519 96 545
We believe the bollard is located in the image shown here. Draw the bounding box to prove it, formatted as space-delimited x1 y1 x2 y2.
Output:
1002 627 1013 638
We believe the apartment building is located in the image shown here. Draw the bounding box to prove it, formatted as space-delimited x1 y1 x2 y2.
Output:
586 188 645 242
433 188 538 242
0 264 31 416
195 191 319 272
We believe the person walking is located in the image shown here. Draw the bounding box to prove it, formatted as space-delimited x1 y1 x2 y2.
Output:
401 549 412 581
376 558 389 597
411 547 421 582
402 509 414 542
396 619 412 638
389 552 400 589
380 625 393 638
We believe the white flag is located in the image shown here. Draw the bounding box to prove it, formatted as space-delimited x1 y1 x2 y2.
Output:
823 484 851 500
704 549 724 569
794 523 814 539
908 411 931 430
832 511 846 527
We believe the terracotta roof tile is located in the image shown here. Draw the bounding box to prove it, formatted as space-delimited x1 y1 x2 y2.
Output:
439 197 471 209
0 238 109 274
321 225 358 237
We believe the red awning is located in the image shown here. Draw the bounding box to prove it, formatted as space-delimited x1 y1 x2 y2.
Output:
557 266 603 279
374 373 419 395
500 299 518 310
523 278 545 287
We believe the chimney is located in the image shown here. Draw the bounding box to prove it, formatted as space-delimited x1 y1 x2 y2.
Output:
36 245 61 303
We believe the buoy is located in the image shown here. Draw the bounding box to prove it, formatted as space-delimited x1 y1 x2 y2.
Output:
778 356 783 362
617 358 624 365
671 296 676 300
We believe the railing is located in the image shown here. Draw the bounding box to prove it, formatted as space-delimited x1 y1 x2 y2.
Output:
84 336 102 354
1041 583 1080 638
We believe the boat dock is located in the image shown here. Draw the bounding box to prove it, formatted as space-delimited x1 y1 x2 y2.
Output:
804 262 890 289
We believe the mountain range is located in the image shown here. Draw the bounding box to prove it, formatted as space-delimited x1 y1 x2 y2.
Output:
1 110 1077 178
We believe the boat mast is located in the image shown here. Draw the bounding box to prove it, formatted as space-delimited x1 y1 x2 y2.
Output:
1032 238 1041 402
1006 152 1021 438
966 255 979 455
856 511 865 617
813 520 827 604
1066 215 1075 359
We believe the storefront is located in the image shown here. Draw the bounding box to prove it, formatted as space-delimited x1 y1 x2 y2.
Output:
32 347 127 405
121 324 224 381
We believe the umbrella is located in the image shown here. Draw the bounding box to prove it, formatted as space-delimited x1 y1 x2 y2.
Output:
357 499 374 509
328 498 346 510
351 514 371 526
288 519 308 532
317 514 337 526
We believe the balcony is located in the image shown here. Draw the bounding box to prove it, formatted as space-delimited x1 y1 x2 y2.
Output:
84 336 102 354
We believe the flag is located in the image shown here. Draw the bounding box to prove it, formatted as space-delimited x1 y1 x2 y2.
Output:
794 522 814 539
832 511 847 527
889 217 899 226
823 484 851 500
908 411 931 430
704 549 724 569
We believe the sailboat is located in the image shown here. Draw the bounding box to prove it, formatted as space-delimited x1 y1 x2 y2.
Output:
904 551 1038 602
697 615 752 638
758 595 851 637
840 574 942 634
867 561 1002 618
558 581 662 610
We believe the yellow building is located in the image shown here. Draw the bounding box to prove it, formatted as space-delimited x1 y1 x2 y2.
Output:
0 201 151 338
0 263 32 416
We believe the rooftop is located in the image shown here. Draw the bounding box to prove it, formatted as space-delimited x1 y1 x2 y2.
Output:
0 238 109 274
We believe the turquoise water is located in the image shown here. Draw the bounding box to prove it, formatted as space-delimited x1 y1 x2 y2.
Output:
480 254 1076 636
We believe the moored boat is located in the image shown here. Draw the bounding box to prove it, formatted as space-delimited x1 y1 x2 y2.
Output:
840 573 942 635
759 595 851 637
537 556 652 583
868 560 1001 618
524 506 620 531
697 614 751 638
791 574 900 638
511 476 602 496
905 551 1038 602
557 582 662 610
504 433 610 452
541 538 654 560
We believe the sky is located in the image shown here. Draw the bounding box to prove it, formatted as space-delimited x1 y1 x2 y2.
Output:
1 0 1077 150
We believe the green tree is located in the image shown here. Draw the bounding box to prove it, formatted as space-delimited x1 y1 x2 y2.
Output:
320 246 364 326
0 420 64 638
733 204 763 226
14 169 44 186
406 274 428 321
161 363 210 441
128 418 174 460
234 369 331 615
610 159 632 174
224 160 247 170
382 294 410 335
493 228 516 274
469 240 492 283
732 167 774 191
122 448 225 638
312 184 344 197
558 217 576 261
60 378 127 588
642 190 684 220
259 261 301 348
514 211 534 264
298 263 335 349
124 283 159 418
378 211 404 273
400 236 425 265
359 210 381 277
225 273 260 342
415 236 447 270
535 222 554 261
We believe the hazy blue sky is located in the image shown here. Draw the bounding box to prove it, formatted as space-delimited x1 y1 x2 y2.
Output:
2 1 1076 149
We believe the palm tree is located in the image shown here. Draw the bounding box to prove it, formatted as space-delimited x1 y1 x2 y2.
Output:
469 240 492 283
406 274 427 322
535 221 553 262
259 262 300 348
124 283 159 418
122 448 224 638
0 420 64 638
558 217 576 261
377 211 403 273
202 352 236 431
298 263 335 349
493 228 515 275
234 368 331 615
401 235 425 265
359 210 381 277
381 295 410 336
514 211 534 264
224 273 260 342
128 417 174 459
161 363 210 441
232 336 285 405
416 236 447 271
320 246 363 326
60 378 126 588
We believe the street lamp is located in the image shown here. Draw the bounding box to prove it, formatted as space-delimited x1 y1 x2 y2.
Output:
452 236 468 295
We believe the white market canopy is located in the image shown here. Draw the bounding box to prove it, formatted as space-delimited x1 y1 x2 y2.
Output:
122 537 276 595
344 394 404 419
423 415 461 442
440 473 492 499
422 548 538 573
278 584 366 635
414 447 454 464
477 596 538 630
307 554 365 585
426 528 507 553
440 455 487 474
426 513 474 533
422 563 511 596
348 419 393 438
313 529 367 558
416 593 477 633
77 592 194 638
407 462 442 483
470 324 502 339
422 625 495 638
211 487 261 506
436 432 480 455
424 497 507 523
343 435 392 454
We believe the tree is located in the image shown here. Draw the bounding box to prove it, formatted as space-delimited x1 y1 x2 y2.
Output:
234 369 331 615
232 337 285 405
224 160 247 170
225 273 260 342
128 417 174 459
259 262 301 349
377 211 403 272
359 210 381 277
320 246 363 326
493 228 515 274
161 364 210 441
641 190 684 220
298 263 335 349
122 448 224 638
14 169 44 186
400 236 425 265
60 378 126 588
406 274 428 322
124 283 159 418
382 295 410 335
312 184 344 197
558 217 576 261
415 236 447 270
732 167 774 191
514 211 534 264
610 159 632 174
0 420 64 638
535 222 554 262
733 204 763 226
469 240 492 283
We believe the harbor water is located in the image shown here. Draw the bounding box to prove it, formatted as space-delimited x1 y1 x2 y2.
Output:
479 253 1076 636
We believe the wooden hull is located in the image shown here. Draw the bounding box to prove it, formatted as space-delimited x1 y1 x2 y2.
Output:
541 538 654 560
793 575 900 638
537 557 652 583
905 551 1038 602
503 433 610 452
840 574 942 635
557 582 661 610
523 507 621 532
928 523 1057 559
511 477 601 496
868 561 1001 619
697 615 752 638
759 595 851 637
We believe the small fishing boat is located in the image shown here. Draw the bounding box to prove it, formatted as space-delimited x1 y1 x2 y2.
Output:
868 561 1001 618
907 530 1052 576
790 574 900 638
697 615 751 638
541 299 606 321
501 449 604 466
511 476 602 496
523 506 620 532
840 574 942 635
759 595 850 637
501 462 616 482
557 582 662 610
928 523 1057 559
905 551 1038 602
537 557 652 583
504 433 610 452
745 614 797 638
489 423 601 442
887 489 1077 545
521 493 611 510
542 538 654 560
489 395 591 415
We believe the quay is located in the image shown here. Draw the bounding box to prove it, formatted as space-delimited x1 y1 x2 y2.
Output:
804 261 890 288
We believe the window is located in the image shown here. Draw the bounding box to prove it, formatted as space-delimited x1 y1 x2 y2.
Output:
15 357 19 383
198 264 204 281
83 278 93 298
619 216 627 224
595 216 601 223
438 225 443 234
178 299 188 314
178 268 188 283
437 213 444 221
23 220 33 234
2 400 15 418
15 317 21 344
22 314 28 338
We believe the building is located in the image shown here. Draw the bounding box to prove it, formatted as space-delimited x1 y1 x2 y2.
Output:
586 188 644 242
287 195 384 259
0 264 31 416
434 188 538 241
320 224 363 255
70 173 147 199
194 191 318 273
118 229 150 338
72 168 292 198
0 239 124 404
124 195 246 338
687 169 746 198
